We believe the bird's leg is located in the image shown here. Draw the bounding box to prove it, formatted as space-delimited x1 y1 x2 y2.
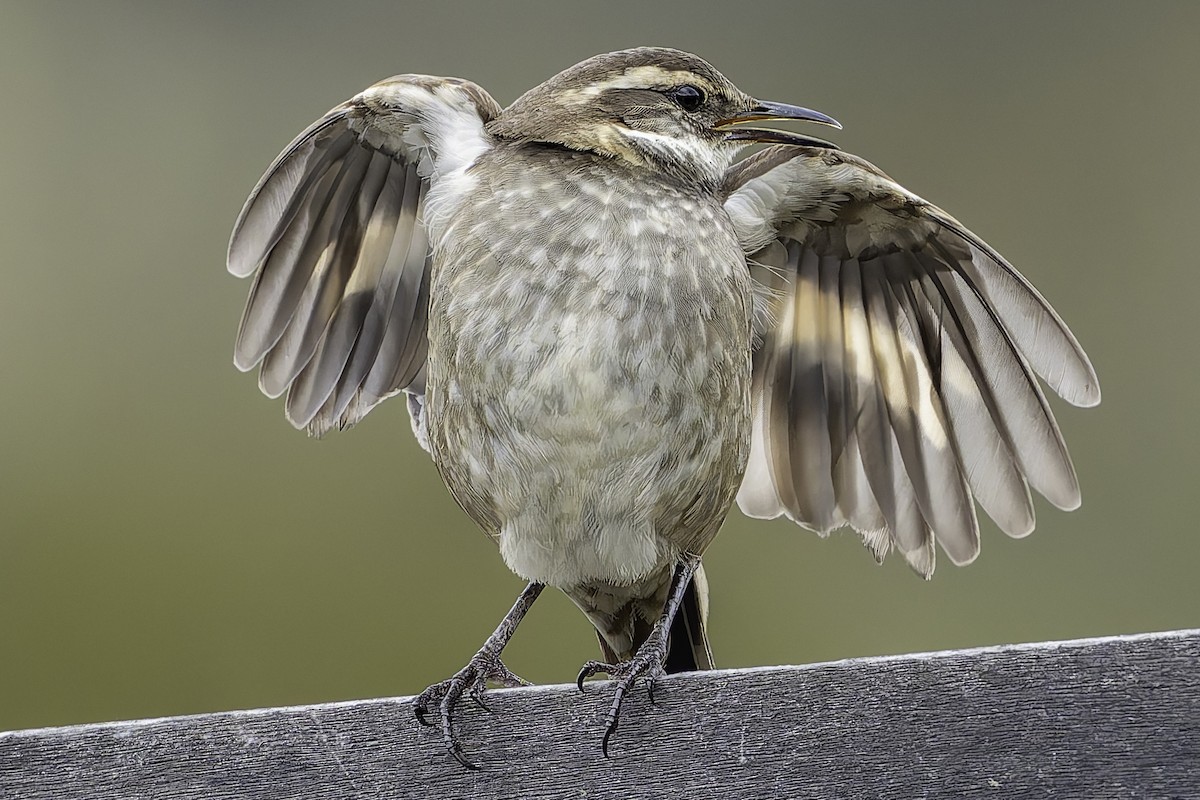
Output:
576 553 701 756
414 581 544 769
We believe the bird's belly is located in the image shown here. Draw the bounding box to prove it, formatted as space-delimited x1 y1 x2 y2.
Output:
427 263 752 589
424 154 755 588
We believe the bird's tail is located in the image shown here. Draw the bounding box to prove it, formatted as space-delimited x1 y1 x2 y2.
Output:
576 561 714 672
663 563 713 672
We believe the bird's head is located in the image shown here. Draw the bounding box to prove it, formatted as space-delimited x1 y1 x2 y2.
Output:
486 47 840 186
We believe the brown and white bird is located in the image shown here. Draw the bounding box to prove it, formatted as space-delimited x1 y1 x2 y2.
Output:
227 47 1099 766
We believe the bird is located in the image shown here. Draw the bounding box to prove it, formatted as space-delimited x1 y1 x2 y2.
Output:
226 46 1099 767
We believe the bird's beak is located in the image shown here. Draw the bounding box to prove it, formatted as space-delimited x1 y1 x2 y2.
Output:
716 100 842 148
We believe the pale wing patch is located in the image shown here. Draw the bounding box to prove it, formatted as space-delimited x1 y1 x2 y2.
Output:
726 146 1097 576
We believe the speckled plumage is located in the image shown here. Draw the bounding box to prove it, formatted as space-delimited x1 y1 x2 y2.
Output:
228 46 1097 763
422 144 752 655
426 145 752 583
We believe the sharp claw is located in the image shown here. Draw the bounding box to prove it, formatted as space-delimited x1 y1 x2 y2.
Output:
414 689 443 727
577 660 613 692
447 742 479 771
469 686 492 713
601 715 618 758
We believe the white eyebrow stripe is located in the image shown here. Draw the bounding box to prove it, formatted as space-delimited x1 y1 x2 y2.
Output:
578 66 707 96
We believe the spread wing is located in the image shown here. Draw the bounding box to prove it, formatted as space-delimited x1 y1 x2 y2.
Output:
228 75 501 437
723 146 1100 576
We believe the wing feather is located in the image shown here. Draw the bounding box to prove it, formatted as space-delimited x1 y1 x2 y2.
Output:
908 258 1035 538
727 146 1097 575
788 247 837 528
316 159 426 431
257 142 381 398
228 117 357 279
838 255 896 531
227 75 500 437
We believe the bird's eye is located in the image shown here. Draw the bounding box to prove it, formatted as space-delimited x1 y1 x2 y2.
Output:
669 85 705 113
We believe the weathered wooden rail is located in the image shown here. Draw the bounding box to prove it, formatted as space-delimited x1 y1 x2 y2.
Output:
1 629 1196 798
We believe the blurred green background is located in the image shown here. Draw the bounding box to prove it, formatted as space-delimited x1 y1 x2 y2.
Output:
2 0 1197 733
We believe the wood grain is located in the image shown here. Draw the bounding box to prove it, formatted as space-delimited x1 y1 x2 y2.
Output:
2 630 1197 799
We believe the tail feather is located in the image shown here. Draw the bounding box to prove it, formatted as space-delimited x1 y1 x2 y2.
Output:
574 562 714 672
664 564 713 672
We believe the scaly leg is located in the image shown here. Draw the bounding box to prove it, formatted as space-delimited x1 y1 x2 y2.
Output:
414 581 544 768
576 553 701 756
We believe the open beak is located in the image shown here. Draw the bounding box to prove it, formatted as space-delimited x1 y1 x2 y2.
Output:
717 100 842 148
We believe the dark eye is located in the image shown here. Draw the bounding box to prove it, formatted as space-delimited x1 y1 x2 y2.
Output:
669 85 705 112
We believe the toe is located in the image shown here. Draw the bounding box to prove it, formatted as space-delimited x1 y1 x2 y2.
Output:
413 682 449 726
468 681 492 713
576 659 616 691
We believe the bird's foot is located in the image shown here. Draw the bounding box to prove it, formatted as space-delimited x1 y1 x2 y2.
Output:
414 646 531 769
576 628 669 757
412 581 543 769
